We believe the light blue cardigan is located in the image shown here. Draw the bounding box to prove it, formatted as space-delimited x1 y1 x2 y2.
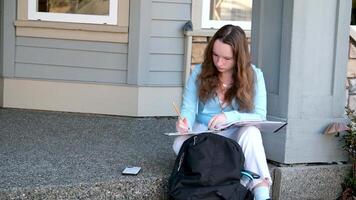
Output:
180 64 267 129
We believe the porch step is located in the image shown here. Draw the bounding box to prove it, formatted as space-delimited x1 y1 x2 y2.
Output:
0 108 176 199
0 108 351 199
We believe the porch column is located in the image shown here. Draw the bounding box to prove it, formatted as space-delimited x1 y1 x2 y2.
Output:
251 0 351 163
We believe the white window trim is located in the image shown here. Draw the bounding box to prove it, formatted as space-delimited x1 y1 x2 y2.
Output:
201 0 251 30
28 0 118 25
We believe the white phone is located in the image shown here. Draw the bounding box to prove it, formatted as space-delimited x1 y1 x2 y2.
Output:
122 166 141 175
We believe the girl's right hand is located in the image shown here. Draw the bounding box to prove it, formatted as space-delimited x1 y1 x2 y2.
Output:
176 118 189 134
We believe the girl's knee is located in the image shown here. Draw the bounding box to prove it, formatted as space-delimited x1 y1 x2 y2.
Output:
245 126 261 134
238 126 262 142
172 135 190 155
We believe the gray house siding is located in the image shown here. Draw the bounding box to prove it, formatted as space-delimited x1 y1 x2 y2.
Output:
0 0 3 107
2 0 15 78
14 37 128 84
148 0 191 85
0 0 3 77
0 0 128 84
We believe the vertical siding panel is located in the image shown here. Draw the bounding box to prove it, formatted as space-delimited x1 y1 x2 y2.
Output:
0 0 3 106
151 20 187 37
151 2 190 20
3 0 16 77
152 0 191 3
0 0 3 77
150 54 184 72
150 37 184 54
127 0 152 85
149 1 191 86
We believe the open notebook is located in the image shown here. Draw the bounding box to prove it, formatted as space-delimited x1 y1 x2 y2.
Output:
164 120 287 136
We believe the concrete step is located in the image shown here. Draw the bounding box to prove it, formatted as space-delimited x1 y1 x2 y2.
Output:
0 108 351 199
272 163 350 199
0 108 175 199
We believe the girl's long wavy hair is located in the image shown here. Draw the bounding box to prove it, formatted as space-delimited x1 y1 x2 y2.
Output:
198 24 255 112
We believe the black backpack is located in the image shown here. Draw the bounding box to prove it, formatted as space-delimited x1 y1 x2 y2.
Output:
168 133 253 200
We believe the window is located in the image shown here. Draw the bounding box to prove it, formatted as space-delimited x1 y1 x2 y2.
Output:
201 0 252 30
28 0 118 25
351 0 356 26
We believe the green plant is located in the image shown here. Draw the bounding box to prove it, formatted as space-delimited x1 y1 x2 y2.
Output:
325 107 355 159
325 107 356 199
343 107 356 197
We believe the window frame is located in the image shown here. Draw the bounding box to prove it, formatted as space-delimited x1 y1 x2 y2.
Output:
201 0 252 30
27 0 118 25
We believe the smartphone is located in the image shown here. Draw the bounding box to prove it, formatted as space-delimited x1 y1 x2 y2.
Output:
122 166 141 175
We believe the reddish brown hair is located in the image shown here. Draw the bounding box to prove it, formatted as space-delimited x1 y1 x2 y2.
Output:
198 25 255 112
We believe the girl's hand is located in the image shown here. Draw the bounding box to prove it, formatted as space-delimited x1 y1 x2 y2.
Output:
176 118 189 134
208 113 227 130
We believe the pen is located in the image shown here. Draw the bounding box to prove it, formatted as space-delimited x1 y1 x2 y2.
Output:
172 102 191 131
172 102 183 120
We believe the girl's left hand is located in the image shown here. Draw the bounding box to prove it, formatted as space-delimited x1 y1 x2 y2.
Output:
208 113 227 130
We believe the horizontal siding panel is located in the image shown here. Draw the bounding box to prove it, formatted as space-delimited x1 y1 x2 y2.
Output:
17 37 128 53
150 54 184 71
151 20 185 37
148 71 182 85
150 37 184 54
16 46 127 70
152 2 190 20
15 63 126 83
152 0 191 3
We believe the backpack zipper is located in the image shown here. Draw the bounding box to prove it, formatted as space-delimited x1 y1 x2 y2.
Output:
193 136 197 145
177 152 185 172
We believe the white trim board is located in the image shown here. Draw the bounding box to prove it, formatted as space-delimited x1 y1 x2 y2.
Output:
2 78 183 116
